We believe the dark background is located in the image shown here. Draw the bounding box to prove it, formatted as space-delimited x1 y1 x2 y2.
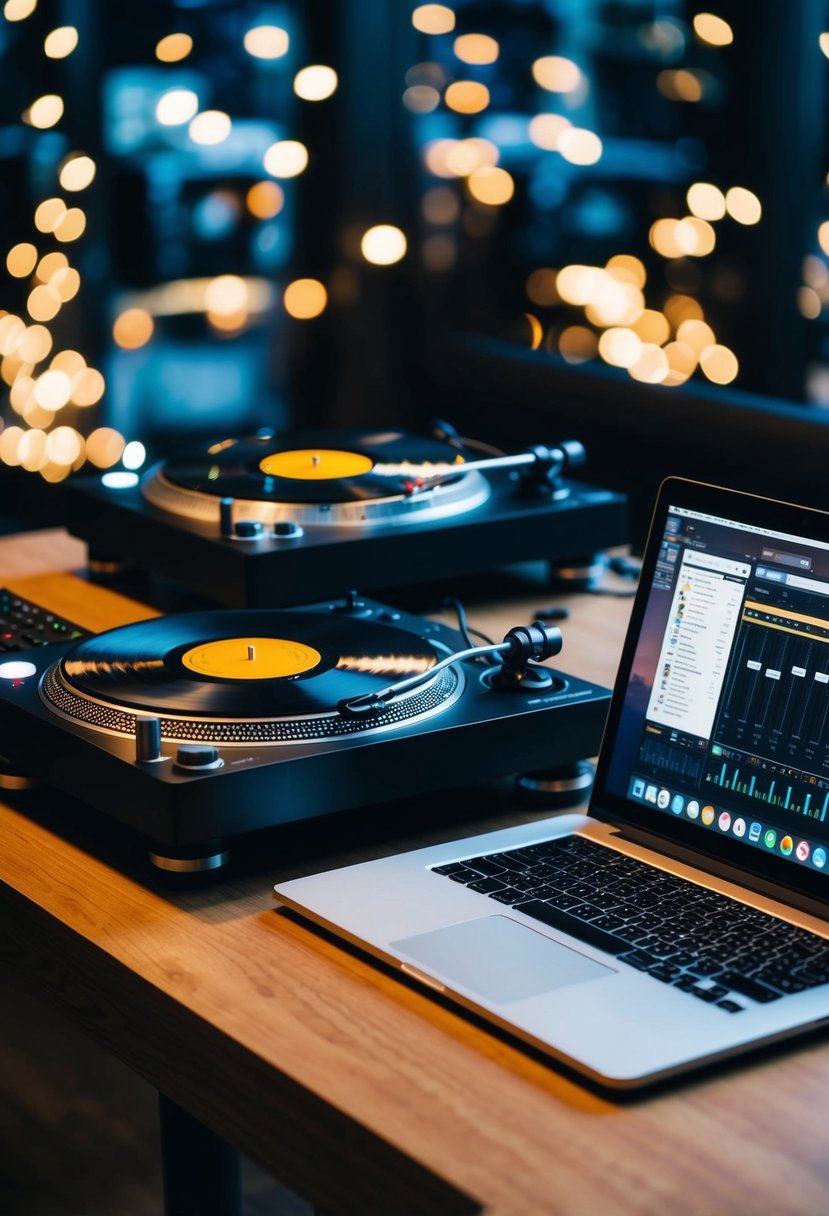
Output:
3 1 829 537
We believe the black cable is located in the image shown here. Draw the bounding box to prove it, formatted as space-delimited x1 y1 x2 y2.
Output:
442 597 498 662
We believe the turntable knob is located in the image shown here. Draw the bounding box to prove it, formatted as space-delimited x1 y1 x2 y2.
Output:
234 520 264 539
273 521 304 539
174 744 223 771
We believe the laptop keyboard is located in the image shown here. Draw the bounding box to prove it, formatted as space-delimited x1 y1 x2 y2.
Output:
432 835 829 1013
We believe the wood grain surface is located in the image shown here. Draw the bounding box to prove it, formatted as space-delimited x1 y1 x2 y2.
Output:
1 531 828 1215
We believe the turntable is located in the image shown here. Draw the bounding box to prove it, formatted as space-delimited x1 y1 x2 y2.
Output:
60 426 627 607
0 595 610 872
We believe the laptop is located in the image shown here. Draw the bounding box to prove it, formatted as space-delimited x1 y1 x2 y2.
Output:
274 477 829 1088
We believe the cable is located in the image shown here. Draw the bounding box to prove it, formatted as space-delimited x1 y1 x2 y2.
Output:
442 596 496 657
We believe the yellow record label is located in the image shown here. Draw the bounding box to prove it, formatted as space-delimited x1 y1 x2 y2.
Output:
181 638 321 680
259 448 374 480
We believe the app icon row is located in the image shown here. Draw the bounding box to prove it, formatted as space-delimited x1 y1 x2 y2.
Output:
630 777 827 871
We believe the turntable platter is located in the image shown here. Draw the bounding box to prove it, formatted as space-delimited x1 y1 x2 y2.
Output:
140 429 492 526
40 609 464 744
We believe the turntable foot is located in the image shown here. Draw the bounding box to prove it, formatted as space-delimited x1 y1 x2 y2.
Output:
87 550 135 582
547 554 607 591
515 760 594 810
0 755 38 792
148 838 230 876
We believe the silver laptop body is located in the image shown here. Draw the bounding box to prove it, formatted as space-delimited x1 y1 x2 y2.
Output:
274 479 829 1087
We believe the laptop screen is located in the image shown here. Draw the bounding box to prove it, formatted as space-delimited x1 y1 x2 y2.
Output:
597 478 829 899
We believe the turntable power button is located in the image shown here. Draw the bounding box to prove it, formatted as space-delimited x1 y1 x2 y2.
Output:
174 744 223 771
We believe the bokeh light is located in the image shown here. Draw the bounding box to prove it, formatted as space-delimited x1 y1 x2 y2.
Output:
283 278 328 319
246 181 284 219
558 326 597 364
558 129 602 165
44 26 78 58
71 367 105 406
59 155 96 192
628 344 669 384
27 285 61 322
244 25 289 59
205 274 249 315
189 111 231 145
467 166 514 206
34 369 72 409
657 69 704 102
526 268 559 306
113 308 154 350
51 267 80 302
454 34 499 65
34 198 66 233
18 428 48 472
263 140 309 178
46 425 82 465
294 65 338 101
155 32 192 63
53 208 86 243
361 225 407 265
0 315 25 355
700 343 739 383
4 0 36 21
0 425 25 465
598 327 643 368
403 85 441 113
36 251 68 281
632 310 670 345
445 81 490 114
6 243 37 278
25 94 63 129
122 440 146 470
86 427 125 468
693 13 734 47
528 114 571 151
412 5 455 35
725 186 762 225
687 182 726 221
156 89 199 126
17 325 51 364
532 56 581 93
677 318 717 353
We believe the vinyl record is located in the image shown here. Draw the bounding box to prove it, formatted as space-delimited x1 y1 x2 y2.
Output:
56 609 445 719
158 429 468 505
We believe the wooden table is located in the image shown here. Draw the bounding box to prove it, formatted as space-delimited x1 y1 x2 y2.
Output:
2 530 829 1215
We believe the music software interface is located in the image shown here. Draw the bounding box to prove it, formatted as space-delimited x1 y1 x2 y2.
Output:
613 504 829 877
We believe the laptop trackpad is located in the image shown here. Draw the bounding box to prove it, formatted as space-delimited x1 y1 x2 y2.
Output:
391 915 614 1004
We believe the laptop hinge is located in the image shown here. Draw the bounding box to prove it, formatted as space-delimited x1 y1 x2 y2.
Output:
610 824 829 922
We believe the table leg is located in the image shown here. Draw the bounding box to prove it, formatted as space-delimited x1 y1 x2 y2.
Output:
158 1092 242 1216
